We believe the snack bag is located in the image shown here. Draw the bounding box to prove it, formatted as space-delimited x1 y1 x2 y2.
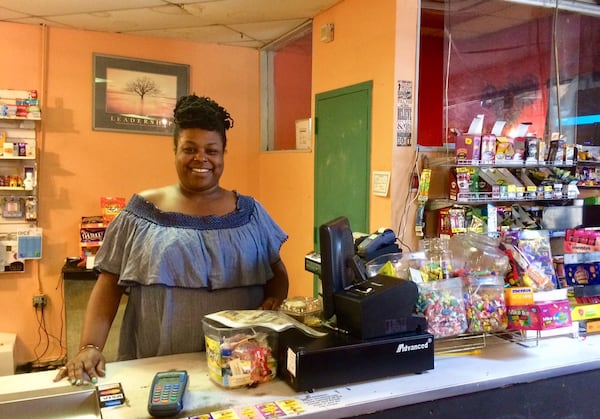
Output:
100 197 126 224
500 230 557 291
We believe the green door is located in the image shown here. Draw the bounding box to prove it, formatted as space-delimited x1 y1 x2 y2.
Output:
314 80 372 264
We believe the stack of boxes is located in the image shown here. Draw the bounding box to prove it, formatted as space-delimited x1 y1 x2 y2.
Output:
562 228 600 335
505 288 573 334
79 216 107 269
78 197 126 269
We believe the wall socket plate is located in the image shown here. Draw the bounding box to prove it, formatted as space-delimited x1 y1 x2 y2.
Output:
32 294 47 308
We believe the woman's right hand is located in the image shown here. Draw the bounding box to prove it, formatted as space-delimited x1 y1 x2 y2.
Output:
53 345 106 385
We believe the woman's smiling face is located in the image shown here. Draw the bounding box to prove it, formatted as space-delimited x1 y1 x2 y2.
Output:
175 128 225 193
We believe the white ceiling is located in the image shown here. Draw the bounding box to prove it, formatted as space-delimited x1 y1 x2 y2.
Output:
1 0 596 49
0 0 342 49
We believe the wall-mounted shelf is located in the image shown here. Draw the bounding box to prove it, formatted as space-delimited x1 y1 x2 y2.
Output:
0 116 40 121
0 88 40 272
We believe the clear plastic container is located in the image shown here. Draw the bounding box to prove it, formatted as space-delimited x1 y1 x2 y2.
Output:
415 277 467 338
449 232 509 278
418 237 454 280
365 252 404 278
202 318 277 388
279 296 323 326
463 276 507 333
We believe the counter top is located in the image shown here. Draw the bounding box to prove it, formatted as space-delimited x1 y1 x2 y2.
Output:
2 333 600 418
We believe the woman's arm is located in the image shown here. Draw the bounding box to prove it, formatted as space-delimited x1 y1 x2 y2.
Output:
54 271 125 384
260 259 289 310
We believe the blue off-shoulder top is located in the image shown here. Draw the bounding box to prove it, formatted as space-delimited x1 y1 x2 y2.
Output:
94 192 288 290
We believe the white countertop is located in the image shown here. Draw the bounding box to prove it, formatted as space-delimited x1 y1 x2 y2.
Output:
1 333 600 418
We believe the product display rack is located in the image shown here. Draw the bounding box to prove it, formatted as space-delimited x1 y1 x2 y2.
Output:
449 160 578 202
426 154 580 236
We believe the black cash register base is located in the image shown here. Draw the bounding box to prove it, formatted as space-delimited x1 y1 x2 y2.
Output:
278 216 434 392
277 274 434 392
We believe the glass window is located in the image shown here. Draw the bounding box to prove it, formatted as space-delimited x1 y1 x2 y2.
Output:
260 22 312 151
417 0 600 148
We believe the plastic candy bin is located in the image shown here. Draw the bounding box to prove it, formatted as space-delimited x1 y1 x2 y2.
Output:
416 277 467 338
463 276 507 333
202 317 278 388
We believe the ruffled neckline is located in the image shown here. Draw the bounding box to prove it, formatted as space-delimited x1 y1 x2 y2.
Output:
125 192 254 230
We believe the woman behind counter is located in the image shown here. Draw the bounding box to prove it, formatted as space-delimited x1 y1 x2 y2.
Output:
55 94 289 385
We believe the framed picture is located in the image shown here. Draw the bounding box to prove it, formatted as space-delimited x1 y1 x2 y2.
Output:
93 54 189 136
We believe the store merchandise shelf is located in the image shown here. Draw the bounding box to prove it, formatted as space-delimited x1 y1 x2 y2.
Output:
451 191 577 204
453 159 575 168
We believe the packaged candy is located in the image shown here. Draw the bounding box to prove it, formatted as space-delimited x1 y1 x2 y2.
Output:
501 230 557 291
203 318 277 388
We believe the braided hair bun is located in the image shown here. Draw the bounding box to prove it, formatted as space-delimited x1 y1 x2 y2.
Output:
173 94 234 149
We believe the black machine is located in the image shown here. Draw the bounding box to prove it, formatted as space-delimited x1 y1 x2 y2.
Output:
278 217 434 392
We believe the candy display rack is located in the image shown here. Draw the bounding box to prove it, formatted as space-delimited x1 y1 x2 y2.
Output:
435 324 579 355
434 332 487 355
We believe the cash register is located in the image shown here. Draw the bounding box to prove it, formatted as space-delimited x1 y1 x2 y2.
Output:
277 216 434 391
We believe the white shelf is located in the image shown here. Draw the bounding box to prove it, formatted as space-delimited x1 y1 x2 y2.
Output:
0 116 40 121
0 89 40 271
0 156 35 160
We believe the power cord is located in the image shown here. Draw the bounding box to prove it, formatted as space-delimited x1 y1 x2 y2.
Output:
30 275 67 370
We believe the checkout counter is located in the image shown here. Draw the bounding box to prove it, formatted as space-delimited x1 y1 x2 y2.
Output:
6 216 595 417
0 333 599 418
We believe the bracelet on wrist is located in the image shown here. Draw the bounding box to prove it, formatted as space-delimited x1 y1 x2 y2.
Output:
79 344 102 353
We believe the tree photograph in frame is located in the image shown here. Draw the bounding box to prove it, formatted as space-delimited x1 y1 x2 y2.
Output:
93 54 189 135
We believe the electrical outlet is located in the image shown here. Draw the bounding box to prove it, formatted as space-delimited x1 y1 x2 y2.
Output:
32 294 47 308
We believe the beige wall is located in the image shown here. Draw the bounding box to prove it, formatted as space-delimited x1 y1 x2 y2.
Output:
0 0 421 366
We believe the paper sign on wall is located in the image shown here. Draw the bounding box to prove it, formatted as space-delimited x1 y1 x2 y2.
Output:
18 228 42 259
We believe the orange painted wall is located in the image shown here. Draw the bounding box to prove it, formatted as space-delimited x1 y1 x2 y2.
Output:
257 0 420 299
311 0 418 239
312 0 400 232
